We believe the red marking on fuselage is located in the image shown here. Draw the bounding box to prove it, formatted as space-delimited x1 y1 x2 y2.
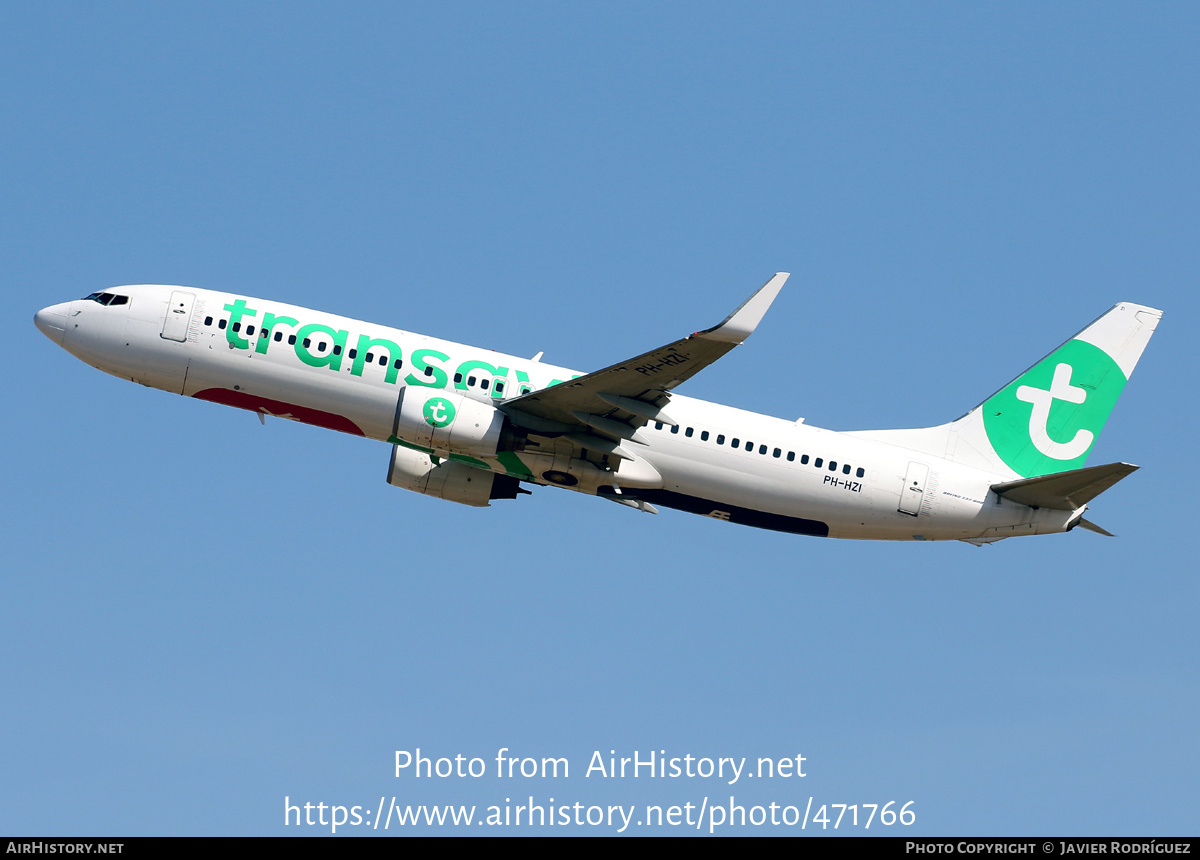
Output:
193 388 365 436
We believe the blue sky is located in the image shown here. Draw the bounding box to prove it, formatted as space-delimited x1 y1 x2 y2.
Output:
4 2 1197 835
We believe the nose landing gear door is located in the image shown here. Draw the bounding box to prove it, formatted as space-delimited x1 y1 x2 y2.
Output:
898 462 929 516
161 290 196 342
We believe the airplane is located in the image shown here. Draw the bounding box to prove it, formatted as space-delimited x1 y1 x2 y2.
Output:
33 275 1161 544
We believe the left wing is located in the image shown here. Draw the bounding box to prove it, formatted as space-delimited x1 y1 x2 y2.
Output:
500 273 788 440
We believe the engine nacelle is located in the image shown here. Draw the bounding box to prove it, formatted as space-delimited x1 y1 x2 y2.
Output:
393 388 510 457
386 444 525 507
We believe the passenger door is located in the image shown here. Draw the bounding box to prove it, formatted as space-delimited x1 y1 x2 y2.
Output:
160 290 196 342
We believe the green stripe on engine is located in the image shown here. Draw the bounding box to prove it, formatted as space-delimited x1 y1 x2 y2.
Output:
388 435 434 455
495 451 534 477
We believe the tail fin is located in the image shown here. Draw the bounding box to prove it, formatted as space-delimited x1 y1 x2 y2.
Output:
975 302 1161 477
847 302 1162 478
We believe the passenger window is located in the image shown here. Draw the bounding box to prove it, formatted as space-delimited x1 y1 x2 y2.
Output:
454 373 463 383
731 437 739 447
745 441 754 451
759 445 767 455
246 325 255 336
520 385 531 394
773 448 781 458
856 467 865 478
843 463 851 475
302 338 310 348
468 375 477 387
333 345 342 356
288 335 297 345
701 431 709 441
424 366 433 377
655 422 663 430
204 316 213 326
481 379 490 390
393 359 402 369
829 461 837 471
317 342 326 353
494 381 504 393
787 452 795 462
232 322 241 332
378 354 387 366
219 319 227 330
366 352 374 362
717 435 725 445
814 458 823 468
274 332 283 342
348 348 357 358
671 425 680 435
685 427 694 437
801 454 809 465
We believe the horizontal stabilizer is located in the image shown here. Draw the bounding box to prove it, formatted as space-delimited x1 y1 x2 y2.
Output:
1077 518 1115 537
991 462 1138 510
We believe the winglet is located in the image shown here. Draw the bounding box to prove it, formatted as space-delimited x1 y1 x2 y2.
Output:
696 272 789 344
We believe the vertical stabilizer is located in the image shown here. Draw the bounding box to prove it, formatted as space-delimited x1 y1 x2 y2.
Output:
974 303 1161 477
846 303 1162 478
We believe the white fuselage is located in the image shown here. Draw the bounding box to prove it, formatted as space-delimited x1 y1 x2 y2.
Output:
35 284 1076 541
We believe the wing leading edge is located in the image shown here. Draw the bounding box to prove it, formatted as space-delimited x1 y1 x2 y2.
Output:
500 273 789 437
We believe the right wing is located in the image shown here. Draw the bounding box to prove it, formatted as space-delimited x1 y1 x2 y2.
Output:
500 273 789 441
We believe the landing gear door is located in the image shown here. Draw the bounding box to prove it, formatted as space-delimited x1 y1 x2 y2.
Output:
161 290 196 342
898 462 929 516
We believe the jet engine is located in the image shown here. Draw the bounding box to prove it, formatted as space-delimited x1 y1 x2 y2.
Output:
386 444 526 507
392 388 521 458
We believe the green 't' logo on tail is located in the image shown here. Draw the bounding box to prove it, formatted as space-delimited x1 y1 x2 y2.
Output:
982 339 1127 478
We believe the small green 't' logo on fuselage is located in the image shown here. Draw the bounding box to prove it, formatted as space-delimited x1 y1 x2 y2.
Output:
982 338 1126 477
423 397 456 428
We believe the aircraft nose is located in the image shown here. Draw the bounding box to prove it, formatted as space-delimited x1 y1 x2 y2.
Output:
34 302 71 345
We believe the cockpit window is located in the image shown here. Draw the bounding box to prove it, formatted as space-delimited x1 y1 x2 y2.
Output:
82 292 129 307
